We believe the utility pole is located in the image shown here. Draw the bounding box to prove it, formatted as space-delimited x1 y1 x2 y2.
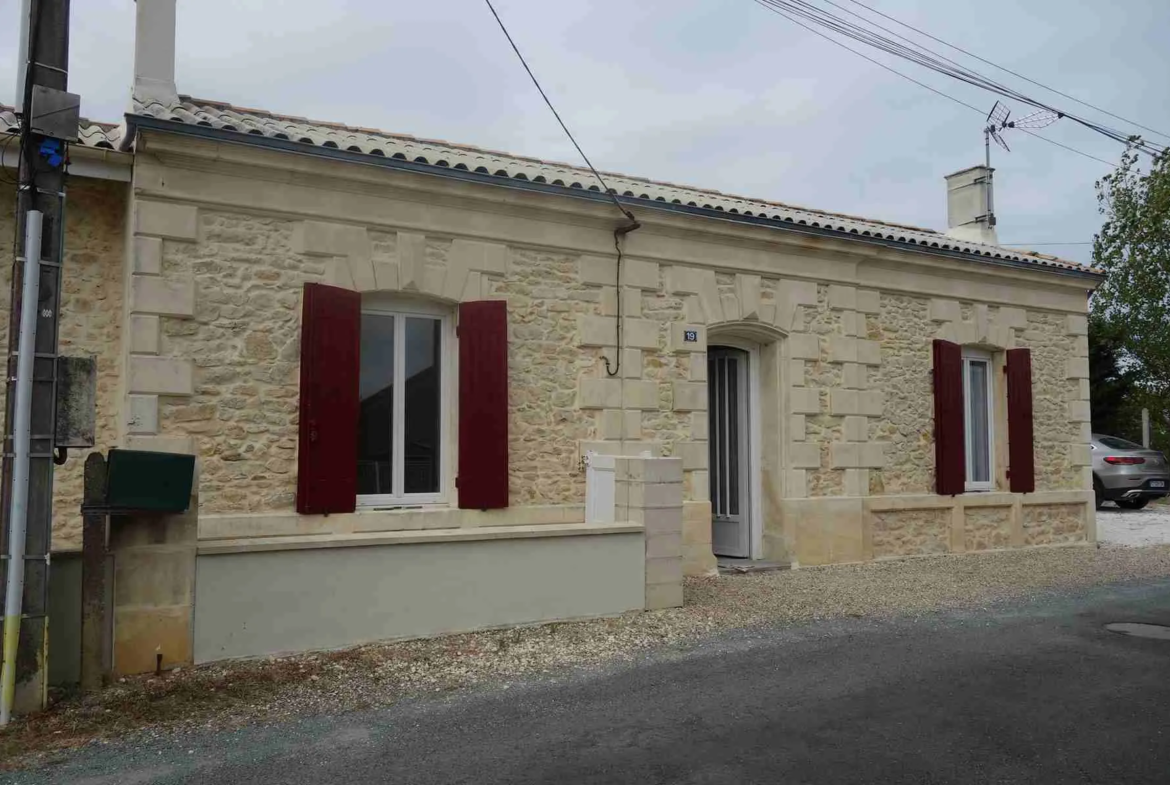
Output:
1 0 74 723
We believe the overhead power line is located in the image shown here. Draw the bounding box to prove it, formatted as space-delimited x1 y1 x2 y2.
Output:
483 0 636 224
483 0 639 380
750 0 1118 168
1001 242 1092 246
846 0 1170 144
753 0 1164 158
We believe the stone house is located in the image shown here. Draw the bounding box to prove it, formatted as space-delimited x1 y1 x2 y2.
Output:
1 1 1100 672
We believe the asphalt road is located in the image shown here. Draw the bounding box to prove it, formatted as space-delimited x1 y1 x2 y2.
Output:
13 579 1170 784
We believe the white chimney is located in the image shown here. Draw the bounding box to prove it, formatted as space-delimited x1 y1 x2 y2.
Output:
944 165 998 246
132 0 179 106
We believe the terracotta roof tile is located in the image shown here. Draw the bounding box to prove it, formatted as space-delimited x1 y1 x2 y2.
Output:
8 98 1099 275
1 105 124 150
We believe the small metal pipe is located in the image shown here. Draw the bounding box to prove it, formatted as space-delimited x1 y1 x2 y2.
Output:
1 209 42 725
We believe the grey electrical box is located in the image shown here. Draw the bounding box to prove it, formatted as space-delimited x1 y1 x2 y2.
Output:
30 85 80 142
55 356 96 448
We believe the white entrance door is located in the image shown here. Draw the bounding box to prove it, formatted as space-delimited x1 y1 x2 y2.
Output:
708 347 751 557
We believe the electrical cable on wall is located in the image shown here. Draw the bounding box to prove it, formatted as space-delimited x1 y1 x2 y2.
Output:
18 0 46 212
483 0 639 377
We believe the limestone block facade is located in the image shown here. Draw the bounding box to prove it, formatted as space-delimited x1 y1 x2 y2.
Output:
19 127 1100 572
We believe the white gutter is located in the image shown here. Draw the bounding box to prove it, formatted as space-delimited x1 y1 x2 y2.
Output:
1 144 132 182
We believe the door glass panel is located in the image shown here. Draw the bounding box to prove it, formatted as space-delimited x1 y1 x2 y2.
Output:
967 359 990 483
727 357 740 516
403 317 442 494
357 313 395 495
708 356 720 516
711 355 720 514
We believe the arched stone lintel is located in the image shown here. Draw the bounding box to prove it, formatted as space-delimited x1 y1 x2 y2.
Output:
708 320 787 345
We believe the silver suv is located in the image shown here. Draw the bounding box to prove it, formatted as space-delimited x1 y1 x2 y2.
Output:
1091 433 1170 510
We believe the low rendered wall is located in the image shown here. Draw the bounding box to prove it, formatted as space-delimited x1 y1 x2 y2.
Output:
780 490 1095 566
193 527 644 663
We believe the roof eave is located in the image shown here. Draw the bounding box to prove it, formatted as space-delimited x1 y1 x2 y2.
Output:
126 114 1105 285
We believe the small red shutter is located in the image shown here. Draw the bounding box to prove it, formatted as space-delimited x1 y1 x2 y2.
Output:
296 283 361 515
458 300 509 509
1006 348 1035 493
933 339 965 495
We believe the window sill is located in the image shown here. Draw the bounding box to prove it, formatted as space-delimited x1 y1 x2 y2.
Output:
198 521 643 555
356 499 446 511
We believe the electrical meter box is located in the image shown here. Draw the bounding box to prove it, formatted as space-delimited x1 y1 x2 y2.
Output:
104 449 195 513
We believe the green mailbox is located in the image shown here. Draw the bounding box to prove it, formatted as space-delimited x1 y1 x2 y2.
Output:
104 449 195 513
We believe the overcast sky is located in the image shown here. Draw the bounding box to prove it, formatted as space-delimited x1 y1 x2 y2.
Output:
4 0 1169 265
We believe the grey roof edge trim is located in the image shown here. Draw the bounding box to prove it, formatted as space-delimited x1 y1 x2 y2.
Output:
126 114 1105 284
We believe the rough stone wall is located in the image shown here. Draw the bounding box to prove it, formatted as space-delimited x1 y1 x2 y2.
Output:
1025 312 1084 491
139 209 617 514
493 247 596 506
1023 503 1085 545
0 178 126 549
872 508 950 558
157 212 312 514
121 193 1090 524
866 295 1088 496
964 505 1012 551
867 294 933 495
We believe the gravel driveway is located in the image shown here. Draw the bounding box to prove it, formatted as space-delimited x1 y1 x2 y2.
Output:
1097 503 1170 546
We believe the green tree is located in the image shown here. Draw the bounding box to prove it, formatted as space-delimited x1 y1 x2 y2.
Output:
1092 144 1170 398
1088 312 1138 440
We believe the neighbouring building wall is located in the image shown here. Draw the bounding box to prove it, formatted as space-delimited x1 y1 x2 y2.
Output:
0 178 127 549
121 132 1096 570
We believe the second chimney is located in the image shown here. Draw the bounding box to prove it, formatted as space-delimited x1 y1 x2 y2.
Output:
133 0 179 106
944 165 998 246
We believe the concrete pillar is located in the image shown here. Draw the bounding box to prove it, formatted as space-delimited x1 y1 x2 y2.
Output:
109 486 198 676
613 456 684 610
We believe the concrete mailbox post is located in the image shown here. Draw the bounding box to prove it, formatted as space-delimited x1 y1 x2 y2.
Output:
81 449 197 687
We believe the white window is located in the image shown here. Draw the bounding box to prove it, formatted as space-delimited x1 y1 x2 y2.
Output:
357 299 450 506
962 349 995 491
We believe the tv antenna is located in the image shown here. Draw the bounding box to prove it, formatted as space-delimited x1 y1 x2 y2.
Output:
981 101 1061 229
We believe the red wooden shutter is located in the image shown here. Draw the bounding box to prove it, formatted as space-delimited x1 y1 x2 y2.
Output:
1006 348 1035 493
296 283 361 515
933 339 965 495
458 300 509 510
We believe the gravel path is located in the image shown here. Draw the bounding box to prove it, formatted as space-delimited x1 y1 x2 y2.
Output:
5 542 1170 769
1097 503 1170 546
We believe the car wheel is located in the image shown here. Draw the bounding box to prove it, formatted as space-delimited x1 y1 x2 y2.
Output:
1093 477 1105 510
1117 498 1150 510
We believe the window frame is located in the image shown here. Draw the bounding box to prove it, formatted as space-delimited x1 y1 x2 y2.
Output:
961 348 996 492
356 298 452 509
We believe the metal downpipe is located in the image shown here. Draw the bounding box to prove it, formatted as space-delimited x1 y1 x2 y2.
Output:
1 209 42 725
